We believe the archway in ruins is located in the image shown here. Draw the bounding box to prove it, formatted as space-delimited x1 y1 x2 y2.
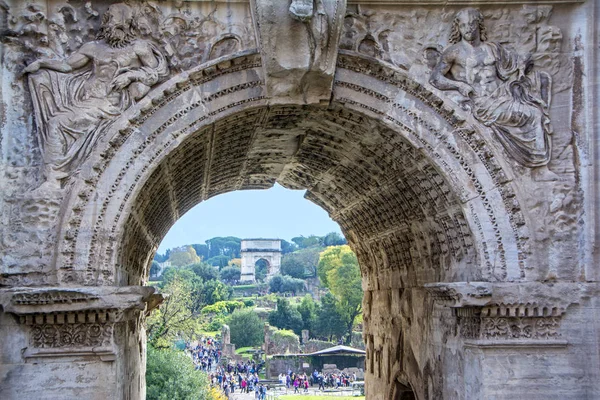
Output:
2 1 597 398
50 51 523 398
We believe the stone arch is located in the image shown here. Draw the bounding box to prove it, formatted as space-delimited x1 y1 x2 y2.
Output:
54 50 526 288
42 50 533 400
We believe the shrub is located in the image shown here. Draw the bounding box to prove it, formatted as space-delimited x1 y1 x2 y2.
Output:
146 346 209 400
227 308 264 348
268 274 305 294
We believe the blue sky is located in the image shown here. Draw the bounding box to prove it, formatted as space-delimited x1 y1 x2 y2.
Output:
157 184 342 253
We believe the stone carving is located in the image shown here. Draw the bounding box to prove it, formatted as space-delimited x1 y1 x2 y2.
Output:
19 310 116 349
157 8 255 71
24 3 169 188
457 303 564 341
12 291 98 305
252 0 345 103
2 2 255 72
429 8 554 170
425 286 462 304
1 1 256 190
340 11 394 64
31 322 113 348
480 316 560 340
289 0 330 73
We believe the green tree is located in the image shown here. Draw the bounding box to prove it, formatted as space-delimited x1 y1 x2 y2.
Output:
201 279 231 305
314 292 346 341
281 247 322 278
291 235 323 249
168 246 201 267
160 267 204 313
190 243 209 260
281 240 298 254
206 255 230 268
147 276 201 348
206 237 242 258
153 249 169 263
268 275 284 293
280 256 305 278
268 298 304 335
323 232 347 246
228 308 264 348
297 294 318 334
317 245 363 344
146 346 210 400
268 274 305 294
189 262 219 282
219 266 241 282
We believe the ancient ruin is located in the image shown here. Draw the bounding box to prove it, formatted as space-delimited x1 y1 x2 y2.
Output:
240 238 282 282
0 0 598 399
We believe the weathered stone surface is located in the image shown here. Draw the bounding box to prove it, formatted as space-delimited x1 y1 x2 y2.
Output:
0 0 599 399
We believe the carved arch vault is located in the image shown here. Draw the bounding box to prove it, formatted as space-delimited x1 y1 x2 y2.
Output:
58 52 524 289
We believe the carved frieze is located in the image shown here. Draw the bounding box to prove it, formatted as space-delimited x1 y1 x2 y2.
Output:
18 309 117 355
429 8 554 170
11 290 98 305
30 321 113 349
457 303 564 342
480 316 561 340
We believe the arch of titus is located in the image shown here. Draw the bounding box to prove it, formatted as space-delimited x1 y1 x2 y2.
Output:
240 239 282 282
0 0 598 398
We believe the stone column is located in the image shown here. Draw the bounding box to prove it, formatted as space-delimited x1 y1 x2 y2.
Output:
0 286 161 400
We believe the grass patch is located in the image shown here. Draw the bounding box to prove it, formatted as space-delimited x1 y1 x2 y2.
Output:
279 396 364 400
235 347 255 354
232 284 258 290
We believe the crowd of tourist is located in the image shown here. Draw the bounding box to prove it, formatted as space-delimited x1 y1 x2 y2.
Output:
187 337 358 398
277 368 357 392
187 339 269 399
208 361 269 399
188 337 220 371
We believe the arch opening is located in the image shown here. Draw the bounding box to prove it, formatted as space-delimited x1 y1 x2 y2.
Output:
116 103 479 288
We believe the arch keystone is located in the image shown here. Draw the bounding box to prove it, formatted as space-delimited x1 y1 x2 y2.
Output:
250 0 346 105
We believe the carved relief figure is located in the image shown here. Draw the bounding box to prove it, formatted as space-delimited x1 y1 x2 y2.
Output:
289 0 330 73
24 3 169 189
430 8 554 171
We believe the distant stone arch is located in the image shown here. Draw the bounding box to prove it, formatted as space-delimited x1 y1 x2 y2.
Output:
240 239 282 282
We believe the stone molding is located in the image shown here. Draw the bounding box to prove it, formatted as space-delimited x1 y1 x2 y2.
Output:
457 306 565 345
11 291 99 306
0 286 159 315
424 282 597 347
0 286 160 361
19 309 118 360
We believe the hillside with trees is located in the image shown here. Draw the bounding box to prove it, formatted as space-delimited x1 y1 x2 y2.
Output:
146 233 362 397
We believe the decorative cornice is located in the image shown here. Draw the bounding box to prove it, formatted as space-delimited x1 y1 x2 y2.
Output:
11 291 98 306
